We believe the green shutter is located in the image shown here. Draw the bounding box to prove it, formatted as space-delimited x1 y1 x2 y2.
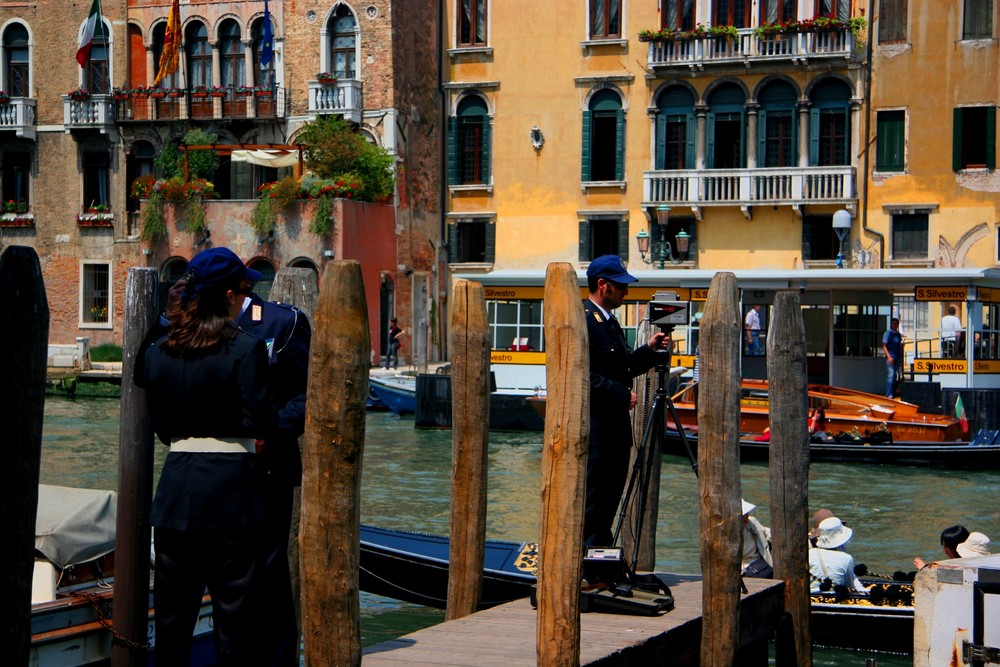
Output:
615 109 625 180
481 120 491 183
485 222 496 263
809 108 820 166
987 106 996 171
581 110 592 181
685 114 696 168
447 222 459 263
447 117 459 185
579 220 591 261
655 113 666 170
706 112 715 168
952 107 962 172
757 110 767 167
617 219 630 261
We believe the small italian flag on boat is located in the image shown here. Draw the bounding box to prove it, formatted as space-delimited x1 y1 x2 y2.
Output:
955 394 968 434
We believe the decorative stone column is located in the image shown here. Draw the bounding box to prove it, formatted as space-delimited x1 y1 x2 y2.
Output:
797 101 812 168
746 103 760 169
695 104 709 171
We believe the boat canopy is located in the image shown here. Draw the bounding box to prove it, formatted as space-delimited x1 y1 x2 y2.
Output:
35 485 116 568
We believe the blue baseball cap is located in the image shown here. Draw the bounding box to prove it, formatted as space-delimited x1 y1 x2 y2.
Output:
586 255 638 284
184 247 262 295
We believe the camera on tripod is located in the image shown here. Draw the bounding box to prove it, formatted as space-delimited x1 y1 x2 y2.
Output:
648 291 688 332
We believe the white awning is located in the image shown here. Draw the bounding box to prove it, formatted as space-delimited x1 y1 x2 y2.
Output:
230 149 300 168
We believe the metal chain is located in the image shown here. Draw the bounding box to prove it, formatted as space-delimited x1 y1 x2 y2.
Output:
73 590 151 650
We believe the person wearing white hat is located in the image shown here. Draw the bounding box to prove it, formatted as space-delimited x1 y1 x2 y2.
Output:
957 532 992 558
808 516 868 594
740 500 773 578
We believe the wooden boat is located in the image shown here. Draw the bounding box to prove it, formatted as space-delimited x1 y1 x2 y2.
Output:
30 485 214 666
359 524 913 652
368 374 417 415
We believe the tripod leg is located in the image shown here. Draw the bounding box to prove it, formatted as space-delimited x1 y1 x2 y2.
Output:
665 396 698 477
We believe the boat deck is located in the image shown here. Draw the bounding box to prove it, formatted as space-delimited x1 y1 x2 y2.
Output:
362 573 784 666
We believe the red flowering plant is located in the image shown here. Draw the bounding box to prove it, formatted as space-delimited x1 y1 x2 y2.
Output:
130 175 156 199
754 14 866 39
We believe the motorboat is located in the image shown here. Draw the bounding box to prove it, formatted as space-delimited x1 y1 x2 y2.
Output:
368 374 417 415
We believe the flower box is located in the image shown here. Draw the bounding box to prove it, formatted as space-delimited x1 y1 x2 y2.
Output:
71 93 90 102
150 92 166 99
0 213 33 227
77 212 115 226
168 91 184 98
255 89 273 97
191 92 207 98
0 96 10 104
210 91 226 98
318 77 337 85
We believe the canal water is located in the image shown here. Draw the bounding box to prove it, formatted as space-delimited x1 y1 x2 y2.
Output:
41 396 1000 665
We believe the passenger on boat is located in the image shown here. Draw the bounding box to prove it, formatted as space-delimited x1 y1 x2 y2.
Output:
138 247 278 665
740 500 773 578
956 532 992 558
808 516 868 595
913 524 969 570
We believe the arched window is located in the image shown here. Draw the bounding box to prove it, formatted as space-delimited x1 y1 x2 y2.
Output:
247 259 276 300
583 89 624 182
707 83 746 169
186 21 211 89
448 95 490 185
219 20 244 89
3 23 29 97
87 21 110 94
655 86 695 170
758 80 798 168
809 79 851 166
252 16 275 88
328 6 356 79
153 22 178 89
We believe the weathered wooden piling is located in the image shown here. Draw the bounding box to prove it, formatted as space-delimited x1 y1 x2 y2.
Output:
446 280 491 620
697 272 743 666
267 266 320 654
0 246 49 666
536 262 589 667
112 268 158 667
766 291 812 667
301 261 369 666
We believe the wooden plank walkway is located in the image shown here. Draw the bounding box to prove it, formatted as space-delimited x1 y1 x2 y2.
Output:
363 574 784 666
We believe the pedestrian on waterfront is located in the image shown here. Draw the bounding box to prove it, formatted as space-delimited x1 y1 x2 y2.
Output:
882 317 904 398
957 532 992 558
236 275 311 666
809 516 868 595
137 247 277 665
914 524 970 570
745 304 762 355
384 317 405 369
740 500 773 578
582 255 666 548
941 305 963 358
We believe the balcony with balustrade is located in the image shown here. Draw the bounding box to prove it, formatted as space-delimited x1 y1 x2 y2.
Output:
307 79 362 124
645 26 857 72
0 96 36 140
114 87 289 123
643 165 856 220
64 94 115 133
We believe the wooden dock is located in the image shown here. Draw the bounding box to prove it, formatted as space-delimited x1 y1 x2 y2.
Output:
362 574 784 665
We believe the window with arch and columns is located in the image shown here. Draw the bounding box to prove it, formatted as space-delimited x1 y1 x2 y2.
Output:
3 22 30 97
327 5 357 79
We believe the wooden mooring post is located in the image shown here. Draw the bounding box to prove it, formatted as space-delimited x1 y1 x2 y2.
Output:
0 246 49 666
697 272 743 666
446 280 491 620
536 263 589 667
766 291 812 667
112 268 158 666
301 261 369 666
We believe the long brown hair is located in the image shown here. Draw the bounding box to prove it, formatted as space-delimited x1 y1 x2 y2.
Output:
161 278 238 353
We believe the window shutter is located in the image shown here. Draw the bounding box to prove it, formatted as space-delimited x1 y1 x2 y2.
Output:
485 222 496 264
791 108 800 166
839 107 850 167
952 107 963 172
579 220 591 261
739 110 747 168
757 110 767 167
481 120 492 183
706 112 716 168
447 221 459 263
655 113 666 170
447 117 459 185
615 109 625 180
685 114 696 168
581 111 592 181
617 219 630 261
809 108 820 166
987 106 996 170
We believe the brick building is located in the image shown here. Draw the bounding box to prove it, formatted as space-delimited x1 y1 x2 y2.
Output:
0 0 443 364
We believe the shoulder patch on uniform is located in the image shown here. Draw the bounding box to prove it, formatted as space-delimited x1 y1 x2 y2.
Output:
593 311 604 323
252 304 263 322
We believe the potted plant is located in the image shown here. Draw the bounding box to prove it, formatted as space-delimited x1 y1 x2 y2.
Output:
149 87 166 99
0 89 10 104
112 86 129 100
317 72 337 84
68 87 90 101
210 85 227 98
235 84 255 97
166 87 185 98
190 85 208 98
254 85 273 97
86 202 110 213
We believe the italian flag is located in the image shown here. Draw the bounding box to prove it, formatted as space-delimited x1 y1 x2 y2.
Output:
76 0 102 67
955 394 969 434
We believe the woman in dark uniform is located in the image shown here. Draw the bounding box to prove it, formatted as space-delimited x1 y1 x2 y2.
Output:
137 247 276 665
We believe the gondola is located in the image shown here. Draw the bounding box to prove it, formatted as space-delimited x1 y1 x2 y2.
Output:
358 524 914 653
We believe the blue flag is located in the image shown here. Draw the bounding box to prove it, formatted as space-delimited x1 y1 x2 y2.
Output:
261 0 274 68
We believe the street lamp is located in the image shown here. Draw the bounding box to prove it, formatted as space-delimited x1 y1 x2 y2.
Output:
636 205 689 268
832 209 852 269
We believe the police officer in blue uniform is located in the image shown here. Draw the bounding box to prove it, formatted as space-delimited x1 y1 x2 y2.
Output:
236 287 311 667
583 255 666 548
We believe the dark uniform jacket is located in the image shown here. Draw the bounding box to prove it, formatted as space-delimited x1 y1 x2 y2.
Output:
237 293 311 486
140 328 276 531
584 299 659 419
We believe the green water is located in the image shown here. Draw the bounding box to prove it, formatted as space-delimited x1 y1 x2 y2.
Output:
41 398 1000 665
